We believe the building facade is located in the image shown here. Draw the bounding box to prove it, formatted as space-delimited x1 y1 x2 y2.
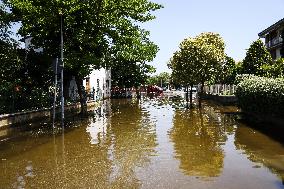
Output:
258 18 284 59
83 68 111 101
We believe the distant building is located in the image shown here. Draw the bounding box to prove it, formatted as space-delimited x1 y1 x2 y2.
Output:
83 68 111 101
258 18 284 59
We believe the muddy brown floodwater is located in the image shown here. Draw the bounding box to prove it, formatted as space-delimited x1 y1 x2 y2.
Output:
1 98 284 189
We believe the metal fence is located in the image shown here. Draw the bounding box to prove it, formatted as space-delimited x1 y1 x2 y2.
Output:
203 84 236 96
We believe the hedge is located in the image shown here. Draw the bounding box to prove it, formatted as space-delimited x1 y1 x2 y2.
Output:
236 75 284 117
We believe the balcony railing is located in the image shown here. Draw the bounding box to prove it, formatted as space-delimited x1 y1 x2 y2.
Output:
266 37 283 48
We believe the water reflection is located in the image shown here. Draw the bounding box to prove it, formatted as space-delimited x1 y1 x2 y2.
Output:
235 125 284 184
169 104 234 177
86 101 111 145
108 99 157 188
1 98 284 188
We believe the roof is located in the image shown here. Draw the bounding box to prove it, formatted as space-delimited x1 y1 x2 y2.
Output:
258 18 284 37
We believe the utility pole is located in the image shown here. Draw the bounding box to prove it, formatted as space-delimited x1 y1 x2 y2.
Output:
60 13 64 126
52 58 58 127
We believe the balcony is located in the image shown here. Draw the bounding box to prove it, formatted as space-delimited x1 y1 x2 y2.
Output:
266 37 283 48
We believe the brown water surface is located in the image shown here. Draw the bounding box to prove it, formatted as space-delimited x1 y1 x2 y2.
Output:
0 98 284 188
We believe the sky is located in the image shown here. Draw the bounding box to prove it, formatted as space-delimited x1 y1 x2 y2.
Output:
141 0 284 74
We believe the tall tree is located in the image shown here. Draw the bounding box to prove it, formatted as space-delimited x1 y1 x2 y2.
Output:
169 49 198 107
194 32 226 91
242 39 272 75
7 0 162 113
169 32 226 107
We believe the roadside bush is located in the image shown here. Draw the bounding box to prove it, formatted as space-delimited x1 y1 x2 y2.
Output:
259 58 284 78
236 75 284 117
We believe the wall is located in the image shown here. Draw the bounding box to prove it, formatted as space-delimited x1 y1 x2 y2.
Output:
0 101 98 128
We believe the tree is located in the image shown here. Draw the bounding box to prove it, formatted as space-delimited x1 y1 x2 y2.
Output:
216 56 237 84
242 39 272 75
193 32 226 91
147 72 171 87
7 0 162 113
0 1 22 113
259 58 284 78
168 32 226 107
111 59 156 89
168 49 198 107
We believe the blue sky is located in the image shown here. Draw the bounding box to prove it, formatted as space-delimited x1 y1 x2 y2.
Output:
142 0 284 74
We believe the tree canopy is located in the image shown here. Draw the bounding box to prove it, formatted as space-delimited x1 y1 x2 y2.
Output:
242 39 272 75
6 0 162 78
111 58 156 88
168 32 226 107
147 72 171 87
169 32 226 88
215 56 237 84
2 0 162 113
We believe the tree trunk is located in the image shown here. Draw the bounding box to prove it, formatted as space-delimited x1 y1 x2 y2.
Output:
185 86 189 108
75 77 87 115
136 87 141 99
201 82 204 95
190 84 193 108
63 74 71 100
199 82 205 108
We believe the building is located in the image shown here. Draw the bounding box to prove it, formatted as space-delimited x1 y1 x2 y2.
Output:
83 68 111 101
258 18 284 59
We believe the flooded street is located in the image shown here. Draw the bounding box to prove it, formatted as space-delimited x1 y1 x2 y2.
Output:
1 98 284 189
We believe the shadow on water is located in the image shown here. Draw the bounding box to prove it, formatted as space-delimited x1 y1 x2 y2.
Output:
237 116 284 145
235 123 284 184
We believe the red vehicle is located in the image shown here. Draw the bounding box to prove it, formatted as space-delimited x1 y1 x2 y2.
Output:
147 85 163 95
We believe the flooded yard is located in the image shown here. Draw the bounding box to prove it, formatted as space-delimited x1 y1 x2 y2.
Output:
1 98 284 188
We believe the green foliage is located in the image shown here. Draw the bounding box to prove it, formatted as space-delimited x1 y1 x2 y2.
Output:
259 58 284 78
0 1 13 41
242 39 272 75
147 72 171 87
111 59 155 88
0 49 53 114
235 61 244 75
8 0 162 78
3 0 162 113
168 32 226 87
236 75 284 116
215 56 237 84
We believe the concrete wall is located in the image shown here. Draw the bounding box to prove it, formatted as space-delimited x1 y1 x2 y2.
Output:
0 101 97 128
201 93 237 105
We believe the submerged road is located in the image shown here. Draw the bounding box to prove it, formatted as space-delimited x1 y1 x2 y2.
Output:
0 98 284 188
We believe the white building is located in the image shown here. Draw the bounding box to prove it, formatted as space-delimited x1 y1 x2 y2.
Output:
83 68 111 101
